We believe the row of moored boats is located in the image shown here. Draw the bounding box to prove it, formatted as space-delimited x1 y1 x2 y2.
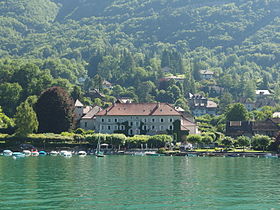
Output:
0 149 94 158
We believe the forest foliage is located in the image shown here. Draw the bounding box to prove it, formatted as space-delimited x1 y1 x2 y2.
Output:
1 0 280 134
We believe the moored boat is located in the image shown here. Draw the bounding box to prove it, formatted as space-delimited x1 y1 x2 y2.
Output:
12 152 26 158
95 137 104 157
3 150 13 156
59 150 69 156
145 152 164 156
39 151 47 156
31 149 39 156
96 151 104 157
63 151 72 157
50 151 59 156
78 151 87 156
22 150 31 156
186 153 198 157
133 152 145 156
265 153 278 158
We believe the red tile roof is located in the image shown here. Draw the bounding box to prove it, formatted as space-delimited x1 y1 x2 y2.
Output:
96 103 181 116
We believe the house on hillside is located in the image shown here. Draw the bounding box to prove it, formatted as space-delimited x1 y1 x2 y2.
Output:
256 90 272 98
199 70 214 80
80 102 199 137
252 119 280 137
226 118 280 138
225 121 252 138
102 80 113 89
188 93 218 116
273 112 280 118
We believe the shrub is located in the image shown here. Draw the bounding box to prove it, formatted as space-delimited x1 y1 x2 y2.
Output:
148 135 172 148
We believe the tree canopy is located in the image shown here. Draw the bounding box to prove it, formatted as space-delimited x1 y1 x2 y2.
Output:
225 103 249 121
35 86 75 133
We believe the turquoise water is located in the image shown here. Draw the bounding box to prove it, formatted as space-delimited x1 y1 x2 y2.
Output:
0 156 280 209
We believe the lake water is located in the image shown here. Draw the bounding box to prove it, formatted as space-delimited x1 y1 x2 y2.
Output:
0 155 280 209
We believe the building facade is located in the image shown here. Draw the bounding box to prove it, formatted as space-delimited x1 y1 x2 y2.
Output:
80 102 198 136
74 99 92 121
226 118 280 138
188 93 218 116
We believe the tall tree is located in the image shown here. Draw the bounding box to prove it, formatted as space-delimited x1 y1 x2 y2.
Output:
225 103 248 121
161 50 170 68
14 100 38 137
219 91 233 113
0 82 22 116
0 106 14 130
35 86 75 133
87 51 103 78
243 80 256 101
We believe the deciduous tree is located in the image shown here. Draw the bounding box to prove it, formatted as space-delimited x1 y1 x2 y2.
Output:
35 86 75 133
14 100 38 137
225 103 248 121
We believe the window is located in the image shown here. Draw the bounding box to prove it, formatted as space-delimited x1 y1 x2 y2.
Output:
108 126 111 130
101 118 104 122
115 119 118 123
151 118 155 122
143 125 147 130
169 118 173 122
169 125 173 130
101 125 105 130
120 125 125 130
108 119 111 123
160 118 164 123
115 125 118 130
129 122 133 126
151 125 155 130
160 125 164 131
129 129 133 135
84 122 87 128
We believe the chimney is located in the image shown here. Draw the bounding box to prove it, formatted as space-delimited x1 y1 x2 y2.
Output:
157 102 160 108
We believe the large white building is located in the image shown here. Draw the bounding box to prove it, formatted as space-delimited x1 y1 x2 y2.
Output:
80 102 198 136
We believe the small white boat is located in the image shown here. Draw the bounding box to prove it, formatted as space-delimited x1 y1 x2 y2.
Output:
78 151 87 156
265 153 278 158
23 150 31 156
12 152 26 158
50 151 59 156
3 150 13 156
133 152 145 156
59 150 68 156
31 151 39 156
63 151 72 157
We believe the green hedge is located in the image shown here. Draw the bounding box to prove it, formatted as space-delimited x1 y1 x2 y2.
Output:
0 133 173 148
